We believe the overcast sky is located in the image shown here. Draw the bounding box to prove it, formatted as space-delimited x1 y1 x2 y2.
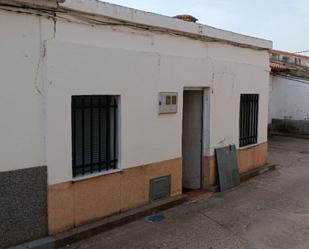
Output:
104 0 309 54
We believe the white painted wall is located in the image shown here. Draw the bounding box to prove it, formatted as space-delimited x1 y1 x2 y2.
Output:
0 1 271 185
270 75 309 121
46 20 270 184
0 11 54 173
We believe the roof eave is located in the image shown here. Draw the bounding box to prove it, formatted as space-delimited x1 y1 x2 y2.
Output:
0 0 64 8
59 0 272 50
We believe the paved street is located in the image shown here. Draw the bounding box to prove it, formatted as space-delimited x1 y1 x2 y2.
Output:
63 136 309 249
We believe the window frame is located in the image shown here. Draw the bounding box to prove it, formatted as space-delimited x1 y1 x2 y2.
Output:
71 95 119 178
239 94 259 148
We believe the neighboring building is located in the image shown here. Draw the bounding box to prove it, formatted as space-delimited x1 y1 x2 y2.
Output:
0 0 272 247
269 50 309 134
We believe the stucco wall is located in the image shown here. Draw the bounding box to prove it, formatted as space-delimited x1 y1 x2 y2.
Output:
45 20 269 184
0 7 270 185
270 75 309 121
0 11 54 173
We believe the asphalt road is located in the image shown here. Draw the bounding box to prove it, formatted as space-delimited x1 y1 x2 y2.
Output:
63 135 309 249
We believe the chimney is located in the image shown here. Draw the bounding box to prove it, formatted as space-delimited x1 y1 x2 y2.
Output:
173 15 198 23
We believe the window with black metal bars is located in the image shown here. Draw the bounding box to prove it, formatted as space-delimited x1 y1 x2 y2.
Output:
239 94 259 147
72 95 118 177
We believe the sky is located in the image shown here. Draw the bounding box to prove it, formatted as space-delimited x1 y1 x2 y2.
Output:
103 0 309 54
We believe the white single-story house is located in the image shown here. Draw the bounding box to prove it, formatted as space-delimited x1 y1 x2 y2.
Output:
0 0 272 247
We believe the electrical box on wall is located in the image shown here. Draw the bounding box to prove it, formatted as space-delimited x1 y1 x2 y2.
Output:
158 92 178 114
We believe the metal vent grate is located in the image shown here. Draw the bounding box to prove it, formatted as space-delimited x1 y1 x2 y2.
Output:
149 175 171 202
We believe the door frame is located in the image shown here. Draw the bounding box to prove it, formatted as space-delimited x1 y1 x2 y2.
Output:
182 87 204 190
182 87 211 189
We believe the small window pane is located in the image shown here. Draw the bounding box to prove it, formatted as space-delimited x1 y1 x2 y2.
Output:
172 96 177 105
72 95 118 177
166 96 171 105
239 94 259 147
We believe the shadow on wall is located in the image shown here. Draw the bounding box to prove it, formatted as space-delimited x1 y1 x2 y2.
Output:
271 119 309 135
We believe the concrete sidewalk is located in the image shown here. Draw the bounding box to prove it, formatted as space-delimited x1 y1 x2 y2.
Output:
62 136 309 249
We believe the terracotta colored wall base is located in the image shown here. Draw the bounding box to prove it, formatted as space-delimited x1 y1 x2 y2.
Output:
49 143 267 234
202 142 268 189
237 142 268 174
48 158 182 235
202 156 217 189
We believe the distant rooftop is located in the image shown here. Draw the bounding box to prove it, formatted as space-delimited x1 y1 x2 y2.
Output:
272 50 309 61
270 49 309 79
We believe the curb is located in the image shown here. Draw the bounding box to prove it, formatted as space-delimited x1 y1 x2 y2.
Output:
240 164 276 182
208 164 277 193
54 194 187 248
10 237 54 249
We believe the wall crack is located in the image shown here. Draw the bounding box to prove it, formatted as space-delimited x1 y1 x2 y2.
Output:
33 14 56 96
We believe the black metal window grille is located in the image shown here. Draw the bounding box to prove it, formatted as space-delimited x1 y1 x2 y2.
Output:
72 95 118 177
239 94 259 147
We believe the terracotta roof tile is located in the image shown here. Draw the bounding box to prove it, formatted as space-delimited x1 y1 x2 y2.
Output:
270 62 289 72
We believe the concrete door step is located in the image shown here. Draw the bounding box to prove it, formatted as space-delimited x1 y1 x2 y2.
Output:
54 194 187 248
185 189 214 202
